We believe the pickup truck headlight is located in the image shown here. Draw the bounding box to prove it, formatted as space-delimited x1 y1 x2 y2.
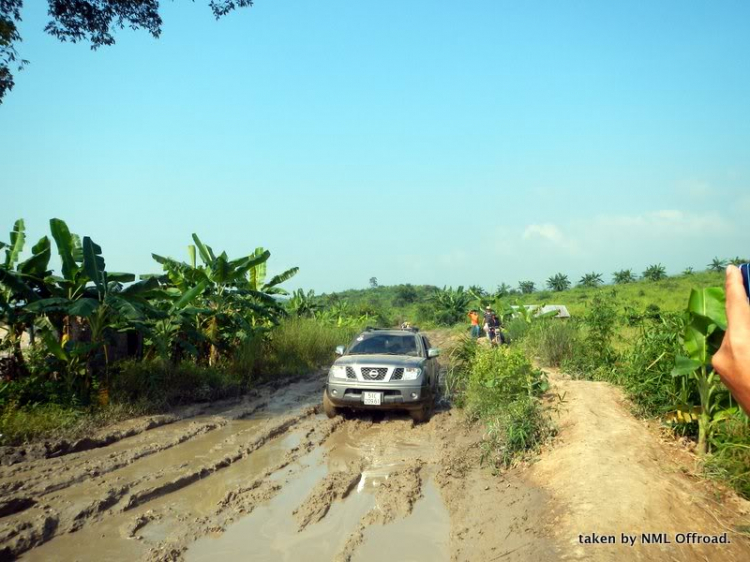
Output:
403 367 422 380
329 365 347 379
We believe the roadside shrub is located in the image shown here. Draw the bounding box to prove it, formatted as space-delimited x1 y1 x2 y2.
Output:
563 293 620 379
524 320 580 367
444 336 479 405
483 398 554 468
455 346 554 467
705 412 750 499
613 313 687 417
464 346 545 418
0 402 83 445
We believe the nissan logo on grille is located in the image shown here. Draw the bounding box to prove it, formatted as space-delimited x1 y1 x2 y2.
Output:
369 369 379 376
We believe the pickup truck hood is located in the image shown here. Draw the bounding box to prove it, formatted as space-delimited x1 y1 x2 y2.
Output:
335 354 424 368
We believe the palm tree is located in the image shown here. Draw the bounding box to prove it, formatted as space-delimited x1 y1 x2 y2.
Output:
578 272 604 288
707 257 727 272
546 273 571 292
642 264 667 281
682 266 694 276
518 280 535 294
495 283 512 298
468 285 486 297
612 269 635 284
729 257 747 266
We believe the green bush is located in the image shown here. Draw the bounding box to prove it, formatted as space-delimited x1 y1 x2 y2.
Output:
524 320 580 367
705 412 750 499
451 345 554 467
483 397 553 468
0 402 83 444
613 314 687 417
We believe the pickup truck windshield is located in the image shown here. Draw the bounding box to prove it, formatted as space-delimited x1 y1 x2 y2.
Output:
348 334 420 356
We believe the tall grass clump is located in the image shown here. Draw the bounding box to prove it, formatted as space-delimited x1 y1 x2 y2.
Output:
258 317 360 378
612 314 686 417
705 412 750 499
450 344 554 467
524 319 580 367
112 359 245 405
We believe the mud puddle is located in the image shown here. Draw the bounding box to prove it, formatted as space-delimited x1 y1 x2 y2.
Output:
185 415 452 562
354 476 449 562
186 449 374 562
20 425 314 562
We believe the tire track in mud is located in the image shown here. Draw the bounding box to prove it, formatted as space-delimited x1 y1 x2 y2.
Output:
1 340 554 562
0 375 327 560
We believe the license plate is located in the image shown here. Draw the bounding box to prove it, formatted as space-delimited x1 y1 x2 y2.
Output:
363 391 382 406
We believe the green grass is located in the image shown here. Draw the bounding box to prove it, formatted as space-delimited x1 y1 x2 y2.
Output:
513 271 724 317
0 401 152 446
257 317 361 378
448 343 555 467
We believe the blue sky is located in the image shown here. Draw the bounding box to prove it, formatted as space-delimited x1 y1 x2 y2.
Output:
1 0 749 293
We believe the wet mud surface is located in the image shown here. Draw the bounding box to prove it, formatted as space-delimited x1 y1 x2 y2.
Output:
0 365 547 562
7 349 746 562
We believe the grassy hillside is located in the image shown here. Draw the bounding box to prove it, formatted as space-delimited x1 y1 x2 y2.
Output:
513 271 725 318
315 272 726 327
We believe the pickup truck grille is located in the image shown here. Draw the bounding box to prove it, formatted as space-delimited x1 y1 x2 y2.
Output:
391 368 404 381
361 367 388 380
345 367 356 379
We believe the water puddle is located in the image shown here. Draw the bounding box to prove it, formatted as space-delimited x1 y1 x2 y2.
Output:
354 476 450 562
21 429 308 562
186 419 451 562
186 453 375 562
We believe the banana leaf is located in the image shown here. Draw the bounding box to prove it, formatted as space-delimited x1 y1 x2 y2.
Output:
3 219 25 270
82 237 105 293
18 236 51 278
49 218 79 281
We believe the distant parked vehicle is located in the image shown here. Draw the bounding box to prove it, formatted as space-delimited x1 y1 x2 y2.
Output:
323 327 440 422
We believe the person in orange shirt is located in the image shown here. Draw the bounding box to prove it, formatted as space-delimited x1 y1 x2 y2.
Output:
468 309 480 338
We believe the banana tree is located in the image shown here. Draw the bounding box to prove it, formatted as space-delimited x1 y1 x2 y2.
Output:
152 234 298 364
0 219 54 377
431 286 474 325
671 287 728 454
27 236 154 392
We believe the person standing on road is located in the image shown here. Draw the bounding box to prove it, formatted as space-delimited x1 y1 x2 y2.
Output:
713 265 750 414
468 309 480 338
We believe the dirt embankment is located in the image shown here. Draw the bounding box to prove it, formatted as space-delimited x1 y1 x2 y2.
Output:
527 370 750 561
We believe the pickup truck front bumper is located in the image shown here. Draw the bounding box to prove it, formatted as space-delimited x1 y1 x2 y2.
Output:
326 382 427 411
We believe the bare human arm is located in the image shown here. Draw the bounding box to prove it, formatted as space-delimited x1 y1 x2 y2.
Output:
712 265 750 414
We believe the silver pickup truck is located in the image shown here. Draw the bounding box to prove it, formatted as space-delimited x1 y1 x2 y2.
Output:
322 328 440 422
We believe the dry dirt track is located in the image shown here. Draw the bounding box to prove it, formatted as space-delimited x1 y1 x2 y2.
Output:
1 339 750 562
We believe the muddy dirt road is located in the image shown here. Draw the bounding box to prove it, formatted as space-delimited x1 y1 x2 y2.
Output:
2 348 750 561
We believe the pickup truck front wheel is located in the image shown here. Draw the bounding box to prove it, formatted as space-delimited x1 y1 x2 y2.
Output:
409 393 433 423
323 390 339 419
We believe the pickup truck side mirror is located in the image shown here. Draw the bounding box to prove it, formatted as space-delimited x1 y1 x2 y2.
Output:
427 348 440 358
335 345 345 356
